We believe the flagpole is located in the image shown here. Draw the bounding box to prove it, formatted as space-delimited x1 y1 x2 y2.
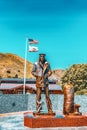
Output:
23 37 28 94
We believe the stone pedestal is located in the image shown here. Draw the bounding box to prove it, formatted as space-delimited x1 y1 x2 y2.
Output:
24 112 87 128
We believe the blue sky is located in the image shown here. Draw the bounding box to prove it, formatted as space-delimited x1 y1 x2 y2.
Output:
0 0 87 69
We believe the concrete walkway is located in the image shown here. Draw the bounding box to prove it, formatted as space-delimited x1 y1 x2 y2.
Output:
25 127 87 130
0 111 87 130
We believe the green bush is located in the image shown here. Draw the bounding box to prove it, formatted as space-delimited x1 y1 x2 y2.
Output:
61 64 87 92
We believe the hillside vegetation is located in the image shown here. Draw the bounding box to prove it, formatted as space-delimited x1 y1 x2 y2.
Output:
61 64 87 95
0 53 33 78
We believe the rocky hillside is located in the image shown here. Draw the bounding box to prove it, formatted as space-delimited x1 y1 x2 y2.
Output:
0 53 33 78
51 69 65 83
0 53 64 81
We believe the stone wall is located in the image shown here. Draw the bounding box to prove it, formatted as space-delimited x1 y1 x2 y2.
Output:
0 94 87 114
0 94 59 113
0 94 28 113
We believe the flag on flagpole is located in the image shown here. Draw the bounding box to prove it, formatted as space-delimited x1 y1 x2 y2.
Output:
29 45 38 52
28 39 38 44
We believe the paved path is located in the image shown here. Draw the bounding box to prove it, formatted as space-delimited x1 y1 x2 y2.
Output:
0 126 87 130
0 111 87 130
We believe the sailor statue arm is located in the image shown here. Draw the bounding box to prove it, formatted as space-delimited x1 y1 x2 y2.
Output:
44 62 52 78
31 62 38 77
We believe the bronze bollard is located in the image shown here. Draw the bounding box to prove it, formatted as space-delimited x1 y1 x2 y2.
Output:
63 83 74 115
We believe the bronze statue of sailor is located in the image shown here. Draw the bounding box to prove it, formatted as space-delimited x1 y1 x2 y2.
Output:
31 53 53 114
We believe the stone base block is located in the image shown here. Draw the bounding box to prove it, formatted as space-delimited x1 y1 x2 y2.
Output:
24 112 87 128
